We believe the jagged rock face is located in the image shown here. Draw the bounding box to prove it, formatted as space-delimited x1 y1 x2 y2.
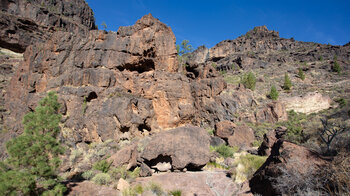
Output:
185 26 350 70
0 0 95 52
4 13 177 140
4 14 235 151
140 125 210 170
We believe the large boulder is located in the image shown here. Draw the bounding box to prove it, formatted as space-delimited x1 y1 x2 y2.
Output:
227 124 255 148
215 120 235 139
215 121 255 148
108 144 138 169
250 139 328 195
0 0 95 52
140 125 210 171
255 101 288 123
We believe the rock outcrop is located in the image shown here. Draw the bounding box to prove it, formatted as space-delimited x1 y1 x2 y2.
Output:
215 120 255 148
258 126 287 156
250 139 328 195
282 91 332 114
3 12 256 151
4 14 178 140
0 0 95 52
185 26 350 71
140 125 210 171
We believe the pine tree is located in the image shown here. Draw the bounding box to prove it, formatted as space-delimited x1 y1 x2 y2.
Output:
283 73 292 90
177 40 193 56
298 68 305 80
269 85 279 100
241 71 256 90
332 61 341 74
0 92 66 195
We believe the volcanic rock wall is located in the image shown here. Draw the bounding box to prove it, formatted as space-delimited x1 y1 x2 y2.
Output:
0 0 95 52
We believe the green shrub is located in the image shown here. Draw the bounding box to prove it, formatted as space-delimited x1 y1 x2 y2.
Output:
240 71 256 90
149 182 164 196
108 166 128 180
0 92 66 195
109 165 140 181
127 167 140 179
252 140 262 147
69 149 83 163
332 61 341 74
335 98 347 107
92 173 111 185
169 189 182 196
101 21 107 30
239 154 267 179
133 184 144 194
210 144 239 158
298 68 305 80
224 74 241 85
204 161 229 170
283 73 292 90
122 184 145 196
176 40 193 56
93 159 112 173
269 85 279 100
82 170 95 180
277 110 307 144
207 128 214 136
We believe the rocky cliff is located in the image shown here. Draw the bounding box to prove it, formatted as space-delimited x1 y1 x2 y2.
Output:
0 0 349 195
185 25 350 70
0 0 95 52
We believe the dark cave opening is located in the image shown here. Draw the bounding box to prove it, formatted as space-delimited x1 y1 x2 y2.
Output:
138 123 151 133
86 91 98 102
117 59 155 73
120 126 130 133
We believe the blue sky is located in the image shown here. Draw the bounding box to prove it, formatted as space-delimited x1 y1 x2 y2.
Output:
86 0 350 49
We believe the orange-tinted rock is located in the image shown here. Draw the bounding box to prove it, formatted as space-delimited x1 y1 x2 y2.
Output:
215 120 235 139
227 124 255 148
215 121 255 148
108 144 138 169
255 101 288 123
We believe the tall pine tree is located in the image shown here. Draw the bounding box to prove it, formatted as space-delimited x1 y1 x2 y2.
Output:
1 92 66 195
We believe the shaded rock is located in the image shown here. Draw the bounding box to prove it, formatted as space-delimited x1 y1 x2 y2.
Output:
108 144 138 169
141 125 210 170
282 91 332 114
140 163 152 177
258 126 287 156
0 0 95 52
250 140 328 195
210 136 226 147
